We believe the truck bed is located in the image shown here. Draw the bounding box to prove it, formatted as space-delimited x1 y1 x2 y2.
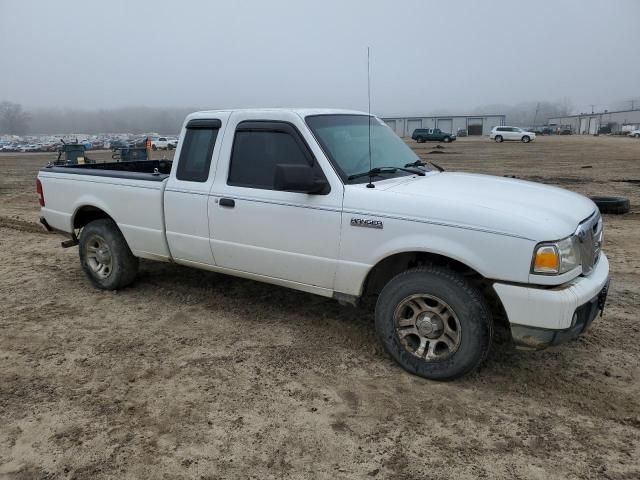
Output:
38 159 173 261
43 160 172 181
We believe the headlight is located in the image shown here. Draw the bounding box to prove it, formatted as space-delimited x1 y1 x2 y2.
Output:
532 236 581 274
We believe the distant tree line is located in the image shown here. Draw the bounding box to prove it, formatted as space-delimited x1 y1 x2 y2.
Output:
27 106 201 134
469 100 574 126
0 102 30 135
1 99 576 135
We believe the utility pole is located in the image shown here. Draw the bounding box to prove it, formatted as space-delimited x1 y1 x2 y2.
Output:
533 102 540 127
589 104 595 114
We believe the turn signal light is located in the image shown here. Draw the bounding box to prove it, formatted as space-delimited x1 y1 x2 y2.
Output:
533 245 559 273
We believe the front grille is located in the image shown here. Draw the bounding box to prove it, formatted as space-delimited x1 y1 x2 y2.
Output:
575 211 603 275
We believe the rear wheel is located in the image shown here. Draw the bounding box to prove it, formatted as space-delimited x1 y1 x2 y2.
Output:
635 133 640 138
79 219 138 290
494 135 503 143
521 135 531 143
152 145 157 150
375 267 492 380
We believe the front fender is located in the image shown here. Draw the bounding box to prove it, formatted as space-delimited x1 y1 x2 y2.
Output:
334 216 535 296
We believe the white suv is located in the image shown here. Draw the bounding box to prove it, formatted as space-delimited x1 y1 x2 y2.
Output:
151 137 169 150
490 126 536 143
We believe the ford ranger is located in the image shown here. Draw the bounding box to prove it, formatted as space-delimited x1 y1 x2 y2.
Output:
37 108 609 380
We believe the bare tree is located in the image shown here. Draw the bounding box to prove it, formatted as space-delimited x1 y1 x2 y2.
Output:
0 102 30 135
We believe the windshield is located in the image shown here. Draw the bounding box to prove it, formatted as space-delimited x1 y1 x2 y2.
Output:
306 114 427 183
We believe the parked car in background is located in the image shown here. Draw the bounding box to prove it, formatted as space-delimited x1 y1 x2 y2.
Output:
151 137 170 150
490 126 536 143
167 138 178 150
109 139 129 150
456 128 468 137
628 129 640 138
412 128 456 143
533 126 554 135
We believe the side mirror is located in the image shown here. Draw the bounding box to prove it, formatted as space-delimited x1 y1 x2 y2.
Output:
274 164 328 194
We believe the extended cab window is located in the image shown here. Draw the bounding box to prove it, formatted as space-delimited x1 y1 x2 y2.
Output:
228 121 316 190
176 119 220 182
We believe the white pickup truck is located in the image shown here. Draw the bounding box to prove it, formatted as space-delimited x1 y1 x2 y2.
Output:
37 108 609 380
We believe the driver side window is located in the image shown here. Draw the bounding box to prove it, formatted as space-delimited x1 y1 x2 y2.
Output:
228 121 316 190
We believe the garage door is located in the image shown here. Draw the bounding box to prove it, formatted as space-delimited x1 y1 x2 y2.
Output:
467 118 483 135
407 119 422 137
580 118 588 134
588 117 598 135
384 120 397 134
437 119 453 134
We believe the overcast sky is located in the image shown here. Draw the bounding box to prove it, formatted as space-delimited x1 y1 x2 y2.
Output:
1 0 639 116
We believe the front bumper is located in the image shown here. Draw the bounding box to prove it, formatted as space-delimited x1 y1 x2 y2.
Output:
508 283 608 349
493 253 610 349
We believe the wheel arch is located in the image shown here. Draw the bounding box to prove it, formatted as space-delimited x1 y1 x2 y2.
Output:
72 204 116 230
361 250 510 335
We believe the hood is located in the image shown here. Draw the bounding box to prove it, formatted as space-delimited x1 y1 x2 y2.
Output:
377 172 596 241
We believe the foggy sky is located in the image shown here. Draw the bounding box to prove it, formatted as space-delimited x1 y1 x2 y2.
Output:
1 0 639 116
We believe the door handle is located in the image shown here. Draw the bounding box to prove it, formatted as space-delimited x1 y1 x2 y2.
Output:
219 198 235 208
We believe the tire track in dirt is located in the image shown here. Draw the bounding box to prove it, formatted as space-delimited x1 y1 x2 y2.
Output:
0 215 47 234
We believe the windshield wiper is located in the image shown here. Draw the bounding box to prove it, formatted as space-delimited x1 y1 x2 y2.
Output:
348 166 425 181
405 159 445 172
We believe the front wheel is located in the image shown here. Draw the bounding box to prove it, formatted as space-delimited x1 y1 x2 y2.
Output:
521 135 531 143
443 136 451 143
494 135 503 143
79 219 138 290
635 133 640 138
375 267 492 380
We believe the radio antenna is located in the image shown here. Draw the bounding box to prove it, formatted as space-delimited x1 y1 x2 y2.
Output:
366 46 374 189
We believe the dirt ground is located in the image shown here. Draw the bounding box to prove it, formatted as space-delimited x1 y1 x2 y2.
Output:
1 136 639 479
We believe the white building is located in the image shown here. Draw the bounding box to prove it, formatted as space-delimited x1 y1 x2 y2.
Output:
549 109 640 135
381 114 506 137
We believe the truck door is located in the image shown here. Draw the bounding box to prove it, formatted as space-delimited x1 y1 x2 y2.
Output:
208 111 343 290
164 114 230 265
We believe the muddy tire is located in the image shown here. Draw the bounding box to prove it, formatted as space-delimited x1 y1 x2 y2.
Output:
375 267 492 381
79 219 138 290
495 135 503 143
590 196 630 215
443 136 451 143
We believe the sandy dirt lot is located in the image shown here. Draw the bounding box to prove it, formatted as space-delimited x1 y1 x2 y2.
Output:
1 136 639 479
